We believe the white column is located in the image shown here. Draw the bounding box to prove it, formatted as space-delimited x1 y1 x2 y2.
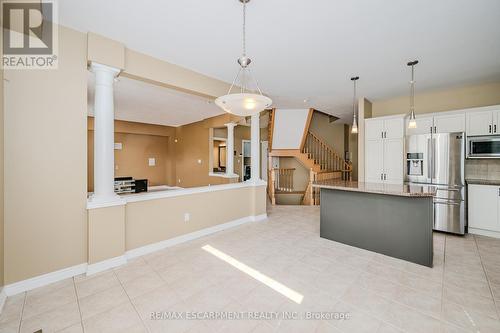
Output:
90 62 121 203
250 113 260 182
225 123 237 176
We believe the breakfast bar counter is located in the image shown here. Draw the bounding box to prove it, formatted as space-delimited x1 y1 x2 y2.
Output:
313 180 436 267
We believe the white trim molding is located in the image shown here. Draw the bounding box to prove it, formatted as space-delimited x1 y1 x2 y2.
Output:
87 197 126 209
3 263 87 297
469 227 500 239
209 172 239 179
0 288 6 314
2 213 267 297
126 213 267 259
124 181 266 204
86 255 127 276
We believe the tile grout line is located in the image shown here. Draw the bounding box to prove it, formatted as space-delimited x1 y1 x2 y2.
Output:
71 277 85 333
17 292 26 333
472 235 500 319
113 269 151 333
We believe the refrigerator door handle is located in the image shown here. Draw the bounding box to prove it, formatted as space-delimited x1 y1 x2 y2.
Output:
427 138 433 182
432 137 437 183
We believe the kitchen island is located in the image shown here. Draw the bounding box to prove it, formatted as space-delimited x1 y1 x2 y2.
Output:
313 180 436 267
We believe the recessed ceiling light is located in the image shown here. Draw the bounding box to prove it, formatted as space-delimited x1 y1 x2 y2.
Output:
303 98 309 103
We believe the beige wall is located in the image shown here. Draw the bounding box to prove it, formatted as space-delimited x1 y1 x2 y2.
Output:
122 49 232 100
357 98 372 182
86 184 266 265
88 205 125 264
87 119 177 192
4 26 88 284
87 33 125 70
348 129 359 180
372 81 500 117
175 120 234 187
309 112 345 153
125 186 265 251
2 26 264 285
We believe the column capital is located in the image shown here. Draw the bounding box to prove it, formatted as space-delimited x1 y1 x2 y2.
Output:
224 122 237 128
89 62 121 76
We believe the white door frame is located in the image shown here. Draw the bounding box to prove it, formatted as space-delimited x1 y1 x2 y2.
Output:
261 141 268 181
242 139 251 181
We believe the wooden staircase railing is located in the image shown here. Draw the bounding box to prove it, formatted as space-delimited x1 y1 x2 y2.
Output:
302 169 342 205
273 168 295 192
302 131 352 180
268 168 304 204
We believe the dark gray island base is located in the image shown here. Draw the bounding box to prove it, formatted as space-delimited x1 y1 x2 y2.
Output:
314 180 435 267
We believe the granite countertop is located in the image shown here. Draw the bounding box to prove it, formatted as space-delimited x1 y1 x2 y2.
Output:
312 180 436 197
466 179 500 186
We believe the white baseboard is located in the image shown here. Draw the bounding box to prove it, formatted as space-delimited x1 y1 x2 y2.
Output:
251 214 268 222
2 213 267 299
126 213 267 259
86 255 127 276
0 288 6 314
469 227 500 239
3 263 87 297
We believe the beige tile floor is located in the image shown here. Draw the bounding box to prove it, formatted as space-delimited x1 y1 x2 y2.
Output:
2 205 500 333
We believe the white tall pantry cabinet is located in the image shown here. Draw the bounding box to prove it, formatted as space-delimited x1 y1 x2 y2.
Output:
365 116 404 184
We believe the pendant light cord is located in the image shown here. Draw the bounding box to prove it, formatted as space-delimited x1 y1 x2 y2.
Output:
353 79 357 118
410 64 415 114
242 0 246 57
351 76 359 120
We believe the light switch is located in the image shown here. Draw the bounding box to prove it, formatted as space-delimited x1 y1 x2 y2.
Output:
114 143 122 150
197 159 202 164
148 158 156 166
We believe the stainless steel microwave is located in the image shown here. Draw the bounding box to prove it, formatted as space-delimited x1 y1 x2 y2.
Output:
467 136 500 158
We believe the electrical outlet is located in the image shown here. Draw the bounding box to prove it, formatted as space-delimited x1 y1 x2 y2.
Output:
184 213 190 222
178 179 181 183
197 159 202 164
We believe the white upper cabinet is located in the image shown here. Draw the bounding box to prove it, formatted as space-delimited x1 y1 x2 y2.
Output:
366 117 404 140
384 118 405 139
365 116 404 184
405 116 433 135
494 110 500 134
467 110 494 136
433 113 466 133
405 113 465 135
365 118 384 140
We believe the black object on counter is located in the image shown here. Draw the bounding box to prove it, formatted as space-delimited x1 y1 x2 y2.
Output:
134 179 148 193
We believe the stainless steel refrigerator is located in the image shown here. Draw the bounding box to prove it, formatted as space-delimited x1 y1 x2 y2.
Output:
405 132 465 234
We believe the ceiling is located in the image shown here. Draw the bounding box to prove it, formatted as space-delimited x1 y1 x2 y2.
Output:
87 74 224 126
67 0 500 121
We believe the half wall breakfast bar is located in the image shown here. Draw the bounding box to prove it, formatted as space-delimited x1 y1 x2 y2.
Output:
313 180 436 267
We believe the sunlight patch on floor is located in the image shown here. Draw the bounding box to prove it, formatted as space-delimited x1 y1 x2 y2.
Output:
202 244 304 304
